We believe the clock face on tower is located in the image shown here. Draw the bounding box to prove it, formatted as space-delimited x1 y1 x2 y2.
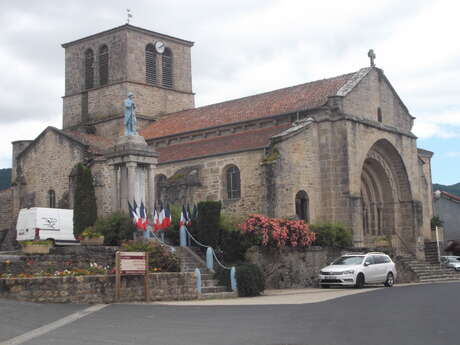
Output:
155 41 165 54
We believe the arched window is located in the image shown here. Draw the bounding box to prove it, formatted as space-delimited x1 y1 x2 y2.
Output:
99 45 109 86
295 190 309 222
145 44 157 84
155 174 167 203
85 49 94 89
377 107 382 123
225 165 241 200
162 47 173 88
48 190 56 208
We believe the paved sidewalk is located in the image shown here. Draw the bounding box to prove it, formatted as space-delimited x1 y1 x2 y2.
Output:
146 286 384 306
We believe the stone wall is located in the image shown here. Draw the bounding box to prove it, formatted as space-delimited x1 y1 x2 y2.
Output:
0 188 12 231
0 246 118 275
15 129 84 213
62 26 195 131
0 272 197 303
246 246 417 288
246 246 342 289
267 122 321 220
156 150 267 217
342 69 413 131
0 188 15 251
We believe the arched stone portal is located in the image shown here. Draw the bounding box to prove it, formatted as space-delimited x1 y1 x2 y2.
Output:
360 139 416 254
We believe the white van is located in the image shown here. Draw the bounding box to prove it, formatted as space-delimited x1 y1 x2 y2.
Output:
16 208 78 245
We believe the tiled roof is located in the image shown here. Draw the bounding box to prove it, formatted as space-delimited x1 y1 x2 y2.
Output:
63 130 115 154
141 72 355 140
440 191 460 203
157 124 291 164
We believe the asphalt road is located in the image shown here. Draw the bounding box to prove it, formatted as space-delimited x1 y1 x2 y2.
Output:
1 283 458 345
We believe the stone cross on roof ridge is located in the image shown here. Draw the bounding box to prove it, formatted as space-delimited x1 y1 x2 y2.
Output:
368 49 376 67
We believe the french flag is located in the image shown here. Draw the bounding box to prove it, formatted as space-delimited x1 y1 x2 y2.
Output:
163 204 172 229
128 200 139 225
138 201 147 231
158 204 165 230
186 204 192 227
179 205 187 227
153 206 160 232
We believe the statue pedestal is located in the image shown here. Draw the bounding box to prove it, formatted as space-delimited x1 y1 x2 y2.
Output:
106 135 159 216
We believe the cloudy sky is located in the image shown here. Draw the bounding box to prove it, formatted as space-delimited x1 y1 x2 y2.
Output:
0 0 459 184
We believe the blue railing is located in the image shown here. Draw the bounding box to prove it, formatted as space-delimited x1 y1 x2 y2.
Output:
180 225 237 293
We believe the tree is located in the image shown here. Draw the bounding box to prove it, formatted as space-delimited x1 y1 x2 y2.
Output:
431 216 444 231
73 164 97 235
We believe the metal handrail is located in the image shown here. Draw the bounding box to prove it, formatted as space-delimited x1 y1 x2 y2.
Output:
148 227 176 253
184 227 231 271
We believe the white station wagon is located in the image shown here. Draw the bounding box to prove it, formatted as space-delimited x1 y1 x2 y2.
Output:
319 252 397 288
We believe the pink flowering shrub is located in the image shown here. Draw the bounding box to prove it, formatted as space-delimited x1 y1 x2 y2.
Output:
240 214 316 248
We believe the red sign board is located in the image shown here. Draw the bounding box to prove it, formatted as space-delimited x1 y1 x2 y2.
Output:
115 251 150 302
119 251 147 275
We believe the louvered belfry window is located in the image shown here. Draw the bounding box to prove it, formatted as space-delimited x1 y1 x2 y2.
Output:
85 49 94 89
145 44 157 84
162 47 173 88
99 45 109 86
226 166 241 200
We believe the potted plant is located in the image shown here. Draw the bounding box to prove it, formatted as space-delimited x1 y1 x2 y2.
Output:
20 240 52 254
80 226 104 246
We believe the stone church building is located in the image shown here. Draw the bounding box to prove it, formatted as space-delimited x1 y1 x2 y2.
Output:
3 24 434 256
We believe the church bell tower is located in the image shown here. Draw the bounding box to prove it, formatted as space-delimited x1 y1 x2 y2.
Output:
61 24 195 138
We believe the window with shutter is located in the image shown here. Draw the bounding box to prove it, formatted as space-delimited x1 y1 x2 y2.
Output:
145 44 157 84
162 47 173 88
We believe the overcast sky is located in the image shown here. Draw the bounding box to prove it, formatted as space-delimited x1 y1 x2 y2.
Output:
0 0 459 184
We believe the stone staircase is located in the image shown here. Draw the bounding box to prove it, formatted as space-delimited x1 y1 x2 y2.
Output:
424 241 440 265
398 256 460 283
175 247 237 299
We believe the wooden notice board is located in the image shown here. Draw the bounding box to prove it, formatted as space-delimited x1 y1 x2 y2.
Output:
115 251 150 302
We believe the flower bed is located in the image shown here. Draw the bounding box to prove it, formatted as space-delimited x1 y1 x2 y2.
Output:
240 214 316 248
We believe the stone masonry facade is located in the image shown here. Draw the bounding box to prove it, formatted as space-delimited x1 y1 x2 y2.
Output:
3 24 434 258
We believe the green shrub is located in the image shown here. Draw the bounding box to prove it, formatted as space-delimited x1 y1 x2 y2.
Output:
94 212 136 245
213 266 232 291
194 201 222 248
73 164 97 235
431 216 443 231
163 203 181 245
236 263 265 297
121 240 180 272
311 223 352 248
218 229 254 264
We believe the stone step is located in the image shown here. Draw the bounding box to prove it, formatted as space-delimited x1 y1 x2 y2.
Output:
201 286 227 294
199 291 238 300
414 270 455 275
201 279 220 287
420 277 460 283
418 275 460 280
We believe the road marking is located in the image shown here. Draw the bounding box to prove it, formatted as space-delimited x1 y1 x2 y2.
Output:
0 304 107 345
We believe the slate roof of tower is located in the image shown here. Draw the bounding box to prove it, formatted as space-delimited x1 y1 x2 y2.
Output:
140 71 358 140
156 124 291 164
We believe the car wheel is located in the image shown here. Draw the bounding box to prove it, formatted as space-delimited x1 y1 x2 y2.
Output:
355 273 365 289
384 272 394 287
320 284 330 289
